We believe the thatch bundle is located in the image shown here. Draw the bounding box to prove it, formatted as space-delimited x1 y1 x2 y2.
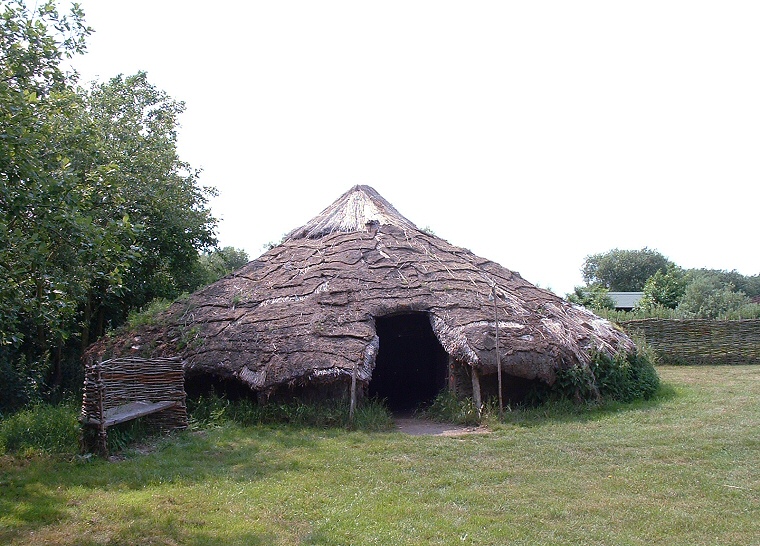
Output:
89 186 635 405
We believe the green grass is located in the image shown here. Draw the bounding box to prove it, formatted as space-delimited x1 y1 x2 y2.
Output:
1 366 758 545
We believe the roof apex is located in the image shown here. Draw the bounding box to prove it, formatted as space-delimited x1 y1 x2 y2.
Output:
288 185 418 240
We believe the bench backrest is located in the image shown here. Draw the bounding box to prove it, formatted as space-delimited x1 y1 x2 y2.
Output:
82 356 187 428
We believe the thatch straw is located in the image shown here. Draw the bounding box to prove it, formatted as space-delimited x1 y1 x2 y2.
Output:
288 185 418 239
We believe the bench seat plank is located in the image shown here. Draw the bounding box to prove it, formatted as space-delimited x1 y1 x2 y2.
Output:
82 400 177 427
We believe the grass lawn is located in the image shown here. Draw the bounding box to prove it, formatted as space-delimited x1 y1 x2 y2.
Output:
1 365 758 545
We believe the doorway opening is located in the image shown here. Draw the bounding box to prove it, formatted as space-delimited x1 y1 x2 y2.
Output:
368 312 448 412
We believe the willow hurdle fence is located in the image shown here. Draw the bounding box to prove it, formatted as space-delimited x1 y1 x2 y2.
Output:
620 319 760 365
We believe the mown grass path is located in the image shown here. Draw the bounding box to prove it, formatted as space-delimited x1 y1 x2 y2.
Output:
1 366 758 545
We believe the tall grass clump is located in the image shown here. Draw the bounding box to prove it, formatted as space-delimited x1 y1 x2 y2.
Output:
352 398 396 429
422 389 481 425
102 419 155 454
187 393 393 431
125 297 175 329
0 400 80 455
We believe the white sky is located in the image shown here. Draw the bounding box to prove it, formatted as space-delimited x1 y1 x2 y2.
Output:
68 1 760 296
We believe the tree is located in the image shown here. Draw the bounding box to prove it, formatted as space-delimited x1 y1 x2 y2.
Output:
74 72 218 338
1 0 92 406
638 264 688 310
566 285 615 310
0 1 91 347
1 3 219 410
676 273 749 319
191 247 250 288
581 248 672 292
688 269 760 299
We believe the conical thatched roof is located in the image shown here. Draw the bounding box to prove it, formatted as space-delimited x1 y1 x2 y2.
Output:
92 185 635 398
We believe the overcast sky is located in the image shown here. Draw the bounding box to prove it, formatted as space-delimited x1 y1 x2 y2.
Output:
68 1 760 296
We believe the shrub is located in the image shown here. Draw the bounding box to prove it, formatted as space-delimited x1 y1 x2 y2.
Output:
552 363 597 403
550 349 659 405
592 351 660 402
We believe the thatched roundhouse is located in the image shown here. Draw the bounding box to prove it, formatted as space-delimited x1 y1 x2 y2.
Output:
92 185 635 410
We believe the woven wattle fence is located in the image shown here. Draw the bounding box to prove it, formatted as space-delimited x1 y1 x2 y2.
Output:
620 319 760 365
80 356 187 455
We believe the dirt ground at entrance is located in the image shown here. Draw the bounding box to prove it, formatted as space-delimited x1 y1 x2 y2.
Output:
393 417 491 437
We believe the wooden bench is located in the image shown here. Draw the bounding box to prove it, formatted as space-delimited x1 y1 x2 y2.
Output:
80 356 187 456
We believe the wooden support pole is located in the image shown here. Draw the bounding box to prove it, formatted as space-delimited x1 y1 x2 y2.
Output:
471 366 482 418
493 286 504 419
348 359 358 428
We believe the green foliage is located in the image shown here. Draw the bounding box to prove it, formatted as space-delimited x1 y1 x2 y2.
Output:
0 1 90 95
575 250 760 320
552 350 659 404
726 302 760 320
699 269 760 298
552 363 597 402
0 3 218 408
79 71 218 318
591 351 660 402
582 248 672 291
566 284 615 310
598 303 760 322
595 307 678 322
0 351 48 412
639 264 688 310
676 272 750 319
0 399 80 455
0 0 92 351
190 246 250 289
426 350 659 421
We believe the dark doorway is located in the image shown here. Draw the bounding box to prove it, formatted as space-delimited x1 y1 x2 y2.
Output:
368 313 448 412
185 372 255 402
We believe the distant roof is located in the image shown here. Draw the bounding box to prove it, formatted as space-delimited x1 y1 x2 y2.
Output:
608 292 644 309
